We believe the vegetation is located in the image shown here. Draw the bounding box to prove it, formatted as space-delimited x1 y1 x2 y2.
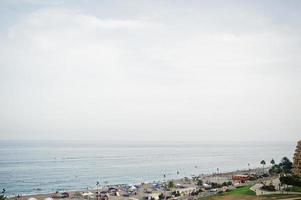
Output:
171 190 181 197
280 175 301 186
222 181 232 187
197 157 295 200
260 160 266 174
211 182 222 188
167 180 175 189
0 189 6 200
260 184 276 191
262 194 301 199
269 157 293 175
191 189 202 196
279 157 293 173
158 193 164 200
198 193 301 200
197 179 203 187
226 185 256 196
269 164 282 174
197 186 258 200
198 185 301 200
260 160 266 166
287 186 301 192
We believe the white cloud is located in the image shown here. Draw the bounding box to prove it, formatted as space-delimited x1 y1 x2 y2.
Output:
0 2 301 141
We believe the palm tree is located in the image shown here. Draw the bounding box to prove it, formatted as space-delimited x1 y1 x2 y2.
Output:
270 159 275 166
197 179 203 187
0 188 6 200
280 157 293 174
167 181 175 190
96 182 100 193
261 160 266 174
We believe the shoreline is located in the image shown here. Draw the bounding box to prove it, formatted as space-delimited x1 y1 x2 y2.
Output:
6 167 264 199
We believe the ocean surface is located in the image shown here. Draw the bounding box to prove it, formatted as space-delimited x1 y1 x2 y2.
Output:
0 140 296 196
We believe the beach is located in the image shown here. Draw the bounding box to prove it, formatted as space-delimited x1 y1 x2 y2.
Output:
7 168 269 200
0 141 295 197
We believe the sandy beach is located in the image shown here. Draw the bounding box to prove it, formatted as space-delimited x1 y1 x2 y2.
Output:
7 168 266 200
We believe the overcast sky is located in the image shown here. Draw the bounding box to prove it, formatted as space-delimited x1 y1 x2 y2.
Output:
0 0 300 141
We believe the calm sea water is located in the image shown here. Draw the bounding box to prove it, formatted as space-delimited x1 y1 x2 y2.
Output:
0 140 296 196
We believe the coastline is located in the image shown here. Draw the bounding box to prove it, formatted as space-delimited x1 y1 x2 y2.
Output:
7 168 264 200
1 140 294 198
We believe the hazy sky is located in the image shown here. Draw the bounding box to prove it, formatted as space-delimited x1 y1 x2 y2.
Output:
0 0 300 141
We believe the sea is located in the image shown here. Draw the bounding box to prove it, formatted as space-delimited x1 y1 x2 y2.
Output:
0 140 296 196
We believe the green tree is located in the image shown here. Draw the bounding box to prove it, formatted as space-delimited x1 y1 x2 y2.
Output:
270 159 275 165
280 175 301 186
168 181 175 190
227 181 233 186
261 160 266 173
158 193 164 200
196 179 203 187
222 182 228 187
279 157 293 174
269 164 282 174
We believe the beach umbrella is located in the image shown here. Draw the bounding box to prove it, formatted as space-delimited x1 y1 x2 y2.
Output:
128 185 137 191
82 192 94 196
